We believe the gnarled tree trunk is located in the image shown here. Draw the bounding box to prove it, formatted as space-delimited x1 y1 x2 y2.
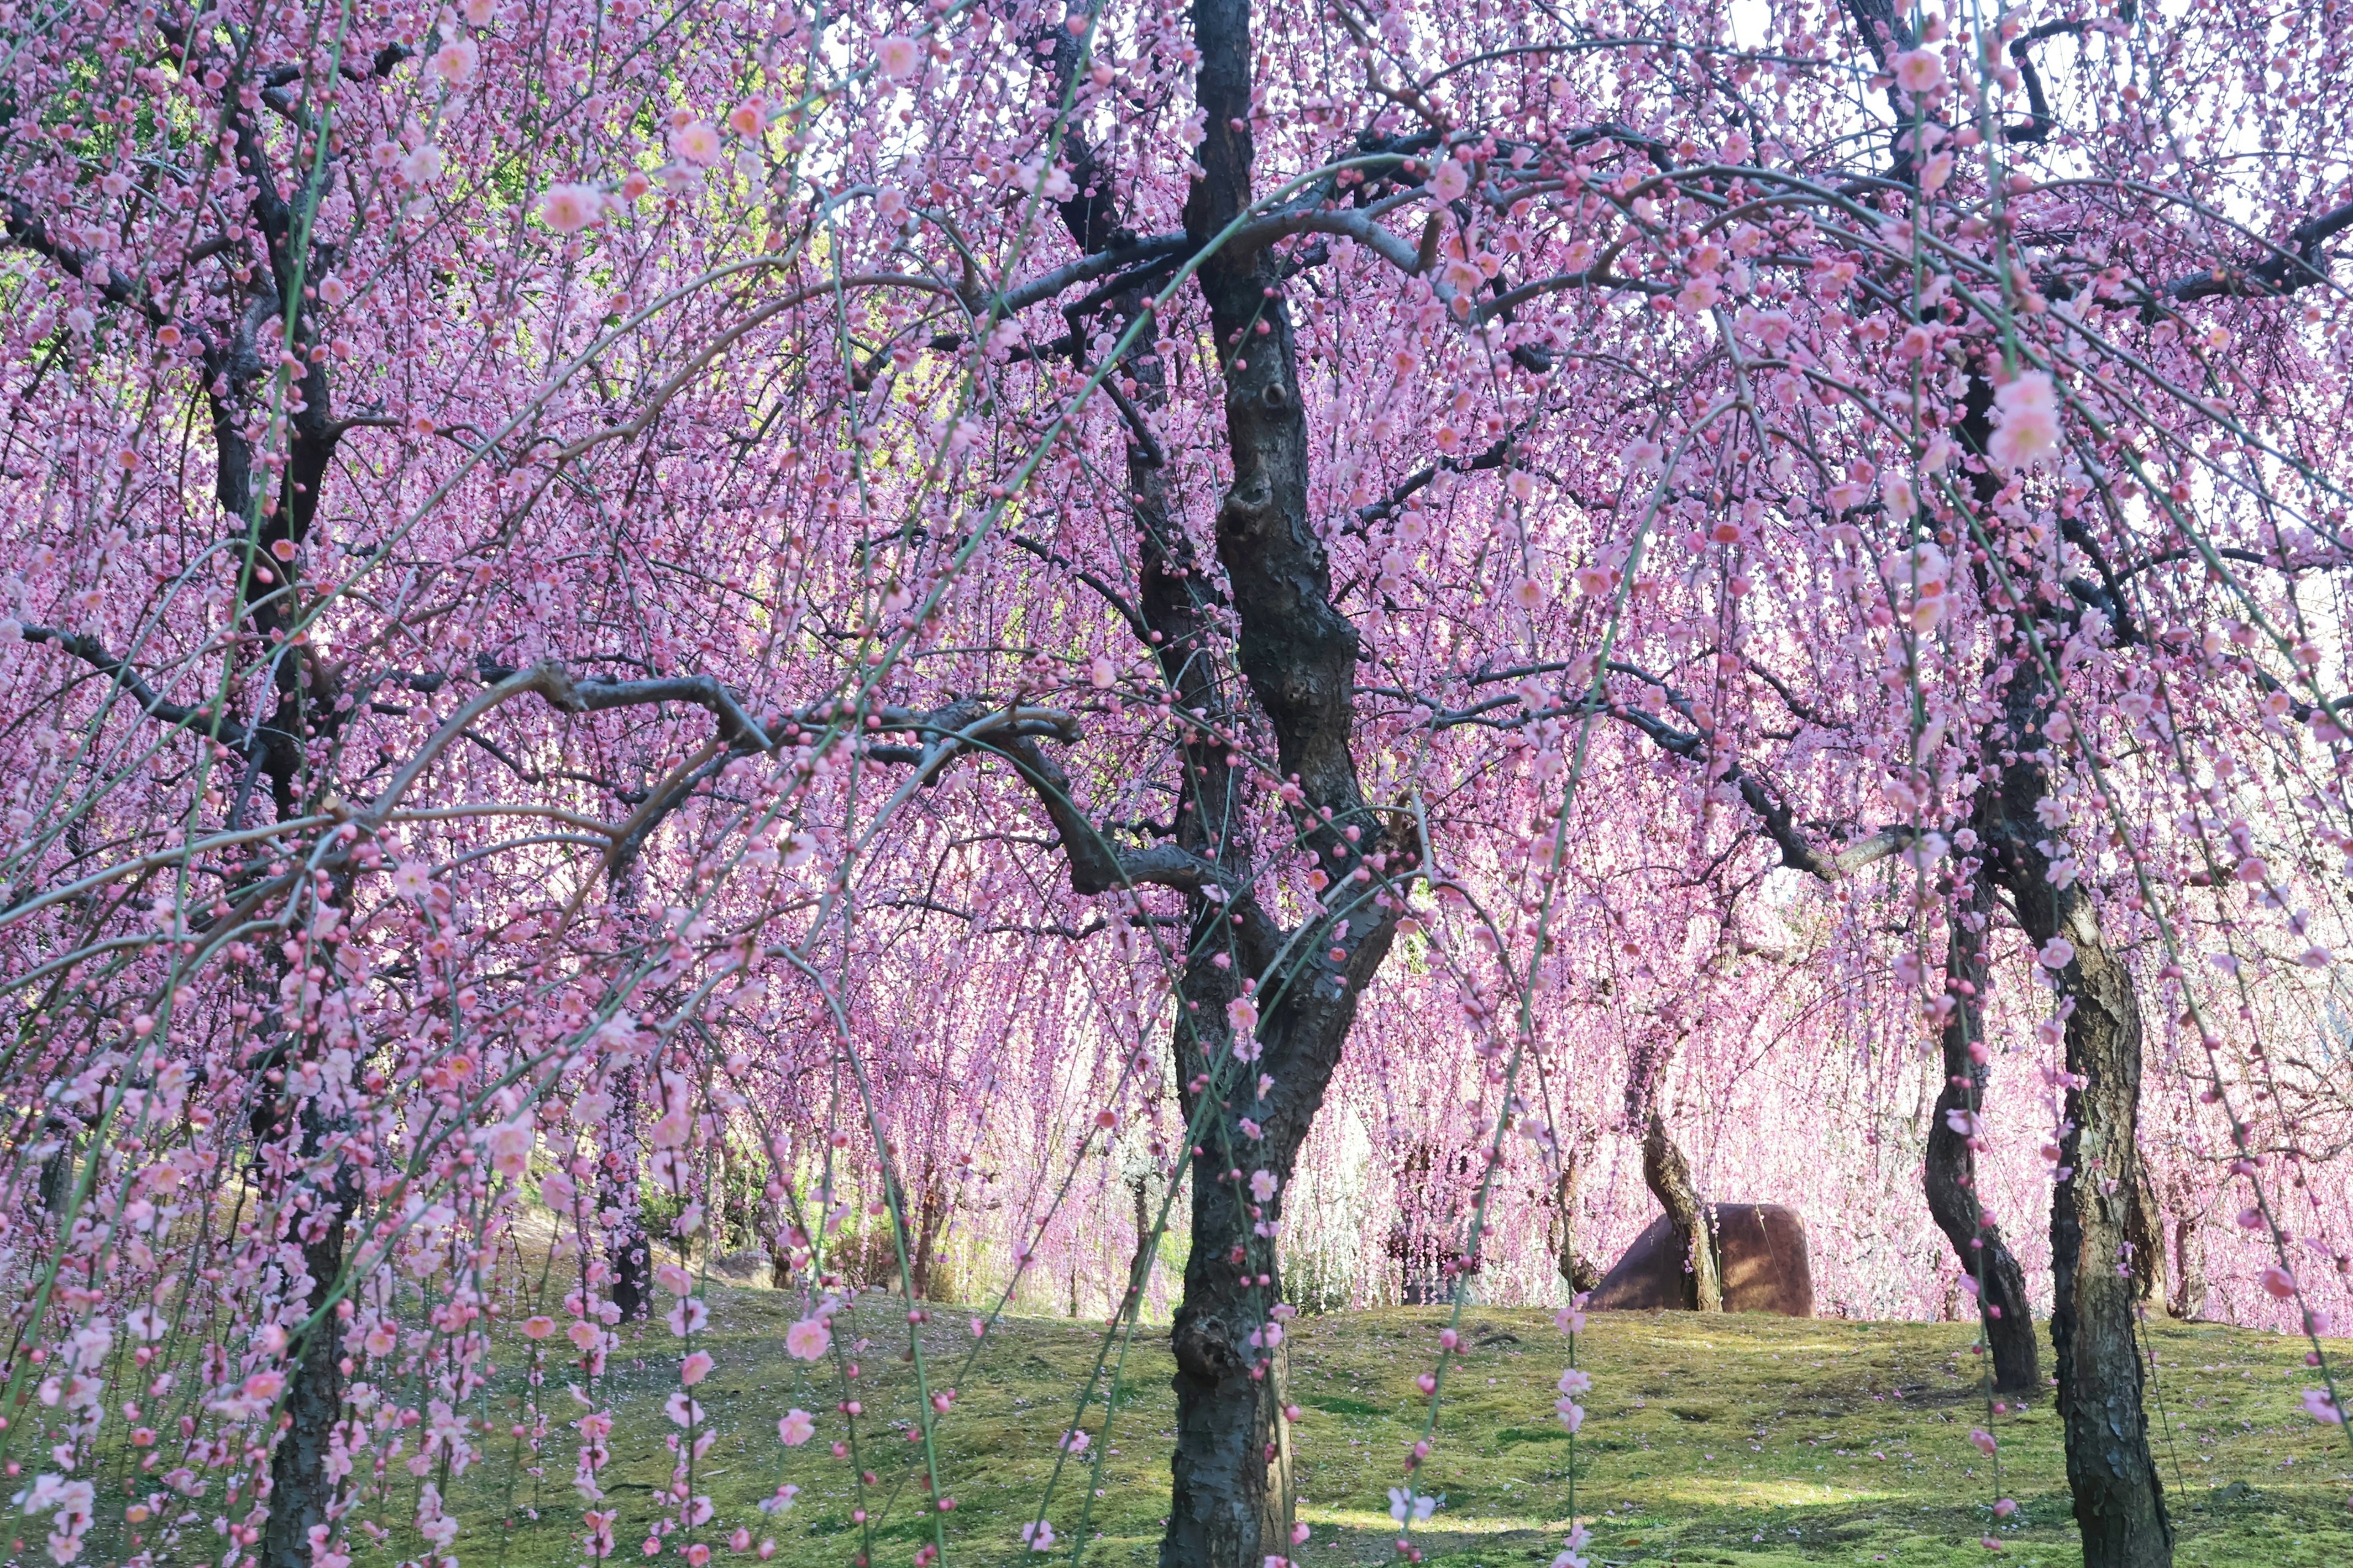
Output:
1640 1110 1722 1312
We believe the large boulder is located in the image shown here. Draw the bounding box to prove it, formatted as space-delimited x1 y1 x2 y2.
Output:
1587 1203 1814 1316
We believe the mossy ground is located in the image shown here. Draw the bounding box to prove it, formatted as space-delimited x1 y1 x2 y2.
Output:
365 1291 2353 1568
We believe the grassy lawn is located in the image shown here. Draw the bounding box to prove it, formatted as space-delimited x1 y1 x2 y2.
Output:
111 1288 2352 1568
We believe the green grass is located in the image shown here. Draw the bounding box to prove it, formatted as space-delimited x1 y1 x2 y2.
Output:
117 1290 2353 1568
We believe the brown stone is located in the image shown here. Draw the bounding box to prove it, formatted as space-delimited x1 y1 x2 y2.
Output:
1587 1203 1814 1317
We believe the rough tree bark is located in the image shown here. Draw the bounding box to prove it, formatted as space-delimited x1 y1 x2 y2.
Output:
1155 5 1408 1556
1923 879 2041 1393
1999 858 2172 1566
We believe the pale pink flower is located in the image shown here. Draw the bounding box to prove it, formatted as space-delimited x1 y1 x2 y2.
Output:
2036 936 2075 971
1429 159 1469 202
521 1316 555 1341
1226 995 1259 1036
1967 1426 1997 1456
429 38 480 87
567 1320 601 1351
2302 1388 2344 1424
398 145 447 186
484 1121 532 1176
1676 274 1721 313
1880 469 1917 518
538 183 603 233
1892 48 1946 96
1248 1170 1278 1202
390 860 431 898
727 100 766 137
1556 1368 1591 1396
1020 1520 1056 1551
1988 370 2060 469
776 1409 816 1445
2259 1264 2298 1298
666 1297 710 1335
679 1350 714 1386
1554 1399 1584 1432
785 1316 830 1361
877 34 922 78
671 121 722 167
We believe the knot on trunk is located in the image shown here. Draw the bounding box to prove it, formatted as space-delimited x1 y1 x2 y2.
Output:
1218 476 1276 539
1171 1309 1248 1382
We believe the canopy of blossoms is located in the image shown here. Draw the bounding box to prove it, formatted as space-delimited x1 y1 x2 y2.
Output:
0 1 2347 1566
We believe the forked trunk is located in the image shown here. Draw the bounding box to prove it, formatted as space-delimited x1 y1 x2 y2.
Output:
1959 368 2172 1566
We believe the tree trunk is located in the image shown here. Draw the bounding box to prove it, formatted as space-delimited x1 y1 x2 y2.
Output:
36 1117 72 1219
2167 1211 2207 1321
1640 1110 1722 1312
998 4 1408 1560
1925 880 2040 1393
2037 909 2172 1566
604 1065 649 1320
263 1167 356 1568
1547 1137 1601 1295
908 1175 947 1301
1981 684 2172 1564
1958 366 2171 1564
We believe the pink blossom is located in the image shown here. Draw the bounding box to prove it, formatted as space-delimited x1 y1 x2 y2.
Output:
777 1409 816 1446
429 38 479 86
1988 371 2061 469
671 121 722 167
537 183 604 233
1892 49 1946 95
785 1317 831 1361
877 34 922 78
